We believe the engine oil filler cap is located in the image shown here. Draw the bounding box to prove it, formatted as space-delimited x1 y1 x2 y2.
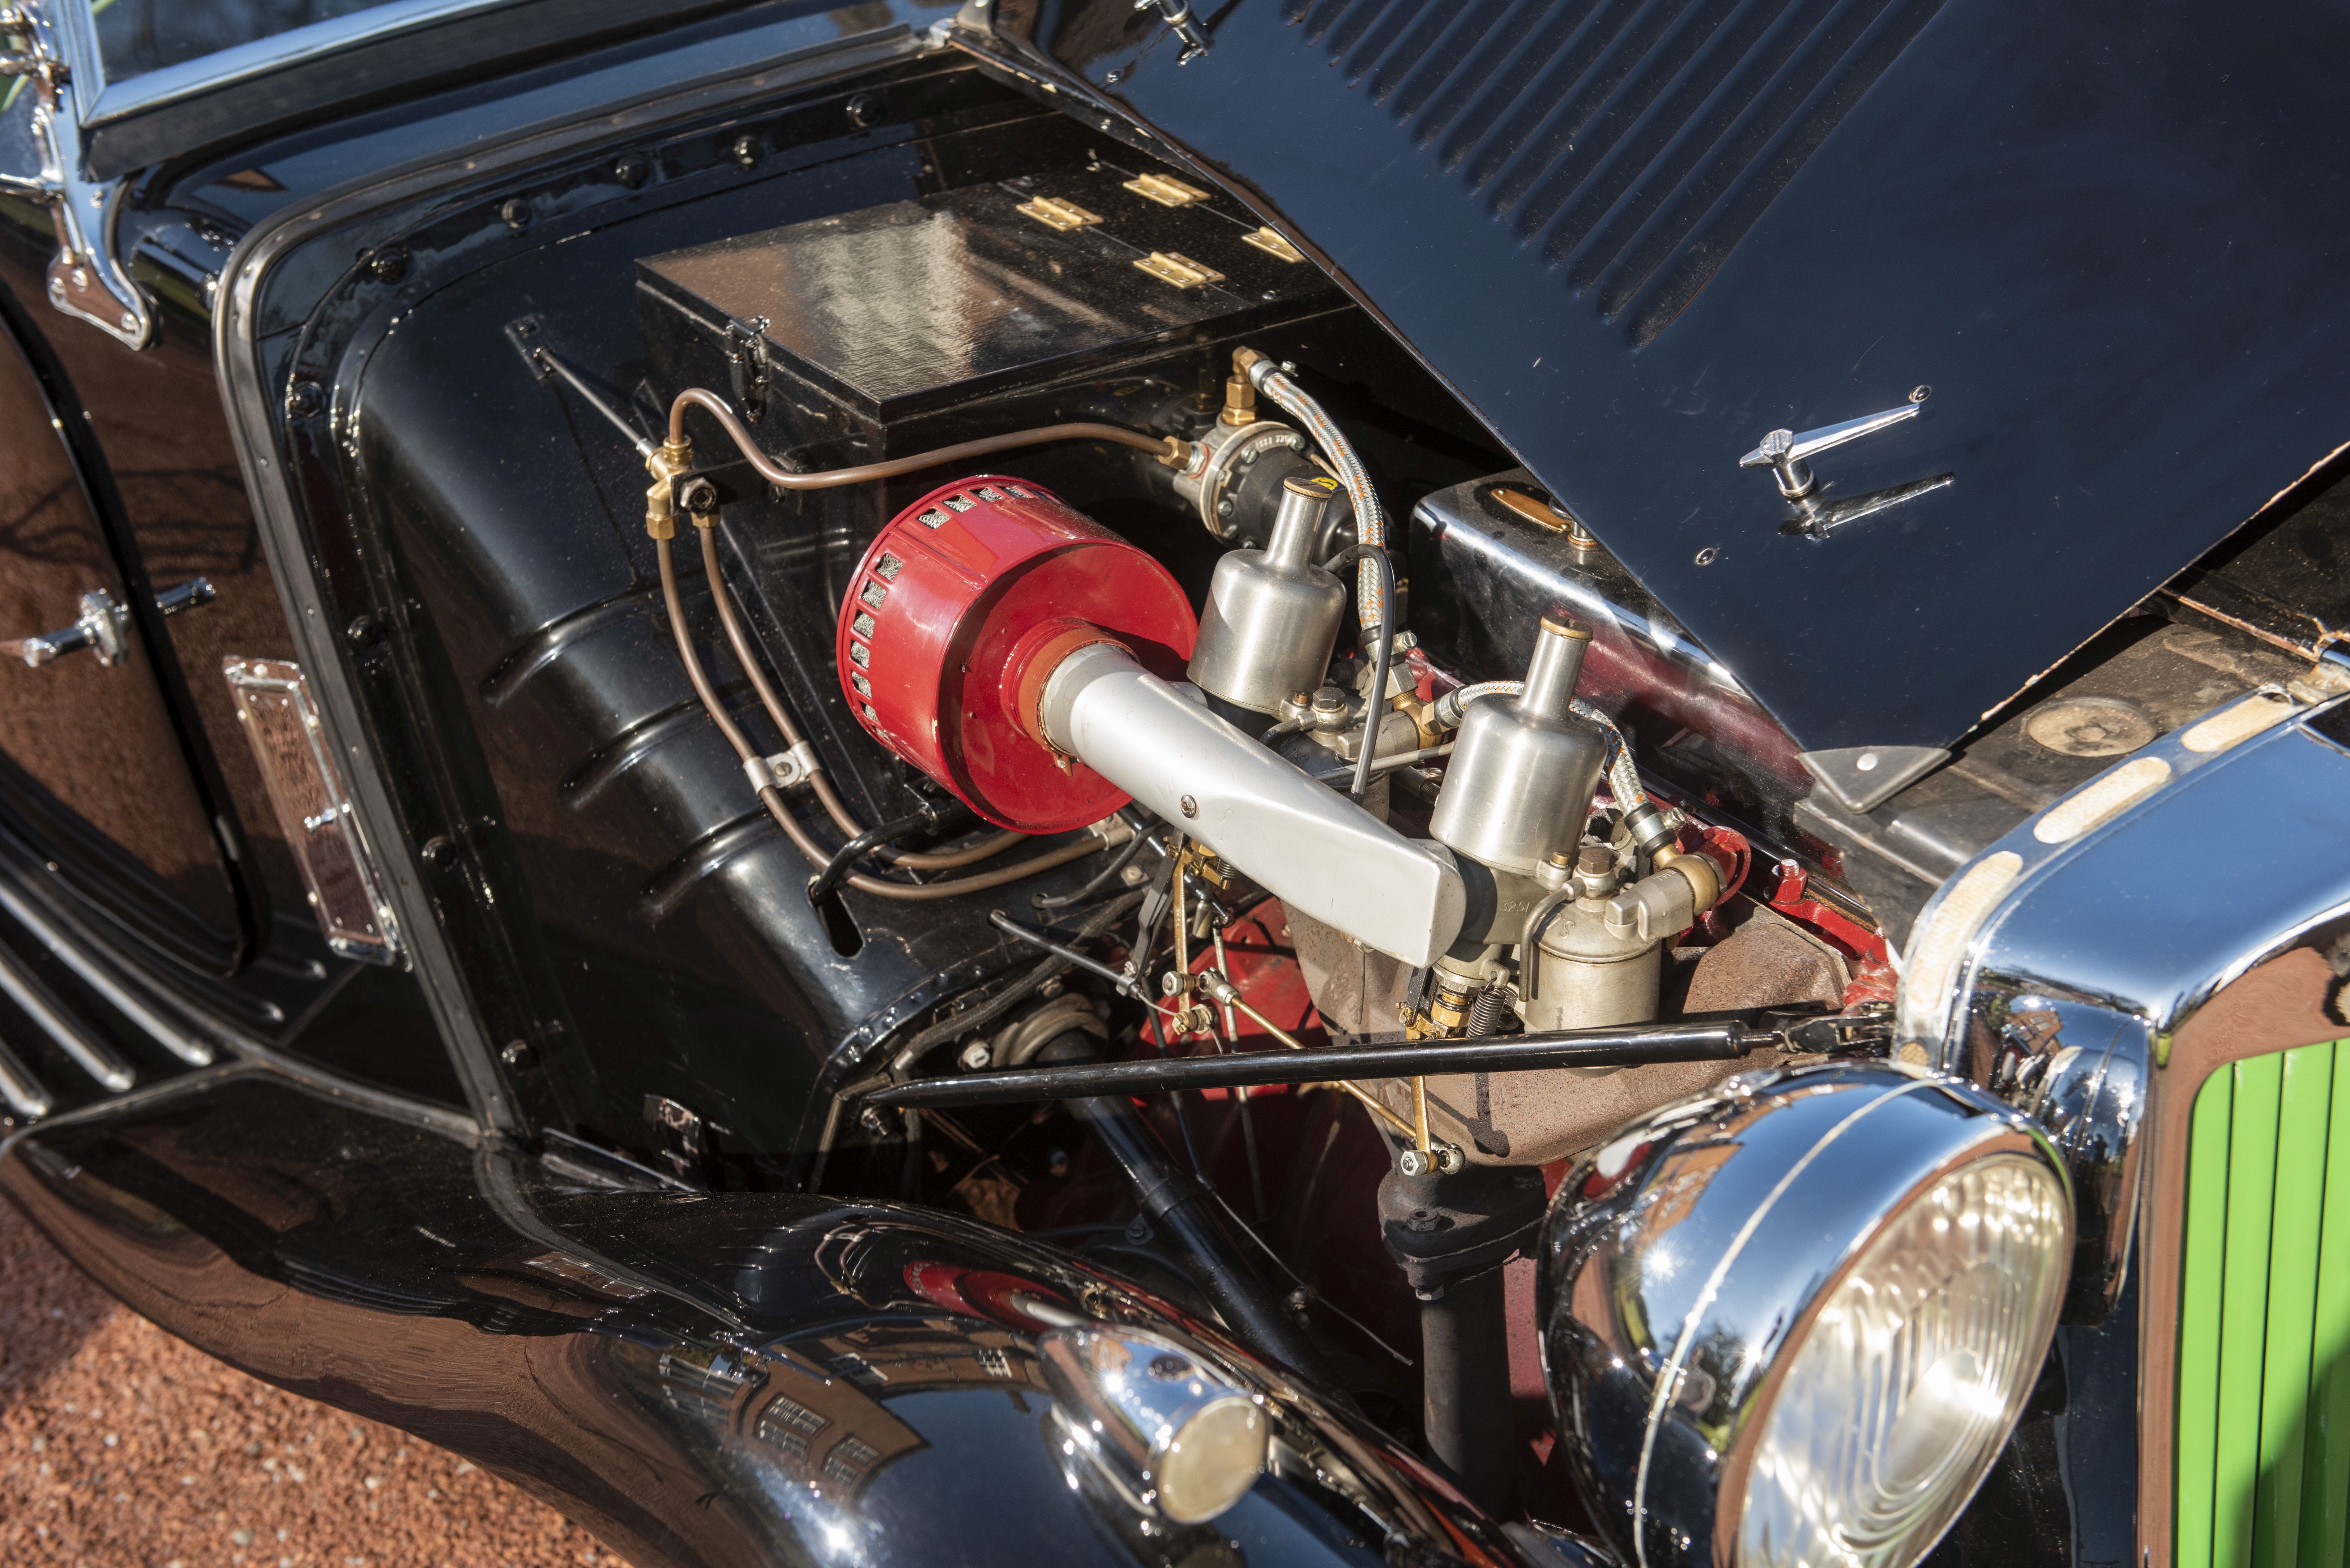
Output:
835 475 1196 833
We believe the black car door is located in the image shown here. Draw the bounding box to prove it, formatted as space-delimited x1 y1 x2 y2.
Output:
0 310 242 971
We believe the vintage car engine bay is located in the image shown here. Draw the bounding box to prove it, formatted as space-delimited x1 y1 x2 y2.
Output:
443 93 2051 1542
9 12 2350 1568
276 59 2341 1558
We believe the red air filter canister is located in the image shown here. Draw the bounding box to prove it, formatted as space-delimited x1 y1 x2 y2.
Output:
836 475 1195 832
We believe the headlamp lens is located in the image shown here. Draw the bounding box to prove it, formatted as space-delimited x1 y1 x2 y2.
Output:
1156 1394 1266 1524
1738 1152 2068 1568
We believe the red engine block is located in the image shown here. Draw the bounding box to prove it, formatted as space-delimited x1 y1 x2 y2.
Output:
835 475 1196 833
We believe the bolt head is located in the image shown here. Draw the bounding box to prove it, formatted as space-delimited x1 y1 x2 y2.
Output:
732 135 759 168
614 154 649 189
370 247 409 283
1119 864 1148 886
499 197 530 231
1394 1001 1415 1025
500 1039 535 1070
1397 1149 1431 1177
1178 794 1197 818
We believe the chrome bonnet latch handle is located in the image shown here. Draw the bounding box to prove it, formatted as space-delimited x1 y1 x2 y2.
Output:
2 577 214 668
1739 389 1928 500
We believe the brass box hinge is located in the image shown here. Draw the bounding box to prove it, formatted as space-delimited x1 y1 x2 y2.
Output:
1016 195 1102 232
1134 252 1225 290
1242 227 1305 263
1123 172 1209 207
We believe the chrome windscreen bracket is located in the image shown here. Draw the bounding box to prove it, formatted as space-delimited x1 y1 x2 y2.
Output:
0 2 152 349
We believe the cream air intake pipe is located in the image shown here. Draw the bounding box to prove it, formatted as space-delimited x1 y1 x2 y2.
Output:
1040 642 1466 968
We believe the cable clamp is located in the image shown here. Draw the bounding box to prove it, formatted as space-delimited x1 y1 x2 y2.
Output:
743 755 777 793
765 741 820 789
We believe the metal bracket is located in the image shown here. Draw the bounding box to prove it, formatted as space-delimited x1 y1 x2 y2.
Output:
724 318 767 422
642 1093 718 1188
1798 744 1950 816
0 4 151 348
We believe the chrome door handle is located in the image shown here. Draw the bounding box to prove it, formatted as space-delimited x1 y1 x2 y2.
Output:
1739 392 1927 500
2 577 214 668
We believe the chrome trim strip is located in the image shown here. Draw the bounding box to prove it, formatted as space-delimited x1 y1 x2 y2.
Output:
0 939 133 1091
0 881 214 1066
0 1033 54 1117
78 0 521 128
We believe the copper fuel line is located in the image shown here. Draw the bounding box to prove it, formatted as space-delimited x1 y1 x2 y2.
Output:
648 393 1186 900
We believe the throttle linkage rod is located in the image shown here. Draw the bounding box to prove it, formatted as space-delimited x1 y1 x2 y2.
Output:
863 1006 1890 1110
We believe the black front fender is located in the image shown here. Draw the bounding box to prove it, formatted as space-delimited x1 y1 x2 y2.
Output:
0 1065 1525 1568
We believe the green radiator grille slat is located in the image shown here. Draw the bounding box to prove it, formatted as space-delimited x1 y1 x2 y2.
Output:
2178 1038 2350 1568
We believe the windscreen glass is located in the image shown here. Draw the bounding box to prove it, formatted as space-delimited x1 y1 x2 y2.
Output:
94 0 396 83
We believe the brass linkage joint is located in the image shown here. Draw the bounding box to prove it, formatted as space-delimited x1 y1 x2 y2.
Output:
643 437 693 540
1427 975 1478 1038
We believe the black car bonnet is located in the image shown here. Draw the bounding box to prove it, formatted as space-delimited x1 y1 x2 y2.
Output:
1016 0 2350 753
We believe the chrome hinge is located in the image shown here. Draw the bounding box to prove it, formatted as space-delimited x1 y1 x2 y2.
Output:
223 657 402 964
0 3 151 349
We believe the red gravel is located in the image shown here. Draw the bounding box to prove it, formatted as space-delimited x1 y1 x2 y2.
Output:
1 1195 630 1568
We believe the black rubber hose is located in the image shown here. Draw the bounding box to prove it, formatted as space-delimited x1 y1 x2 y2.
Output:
1320 543 1397 805
808 798 974 904
1420 1268 1517 1518
1036 1033 1332 1383
1032 823 1151 913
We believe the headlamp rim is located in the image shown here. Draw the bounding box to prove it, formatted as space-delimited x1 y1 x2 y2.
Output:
1709 1121 2073 1568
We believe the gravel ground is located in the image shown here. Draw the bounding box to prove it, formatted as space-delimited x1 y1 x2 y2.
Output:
1 1196 629 1568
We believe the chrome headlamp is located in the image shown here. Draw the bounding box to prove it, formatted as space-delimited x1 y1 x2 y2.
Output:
1540 1061 2071 1568
1038 1324 1269 1525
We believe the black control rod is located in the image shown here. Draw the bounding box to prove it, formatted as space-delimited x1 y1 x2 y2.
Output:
862 1012 1877 1111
